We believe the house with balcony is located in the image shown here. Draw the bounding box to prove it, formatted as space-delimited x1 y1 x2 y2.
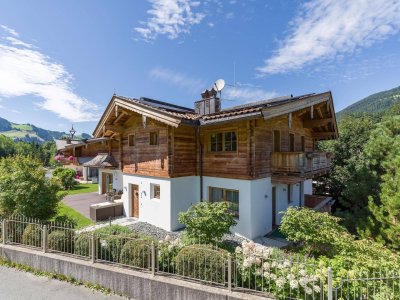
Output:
60 90 338 239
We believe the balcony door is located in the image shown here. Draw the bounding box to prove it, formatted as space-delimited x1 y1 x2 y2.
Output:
273 130 281 152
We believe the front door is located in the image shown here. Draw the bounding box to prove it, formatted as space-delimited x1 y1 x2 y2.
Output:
272 187 277 227
131 184 139 218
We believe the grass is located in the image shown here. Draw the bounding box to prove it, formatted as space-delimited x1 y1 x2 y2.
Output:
56 203 93 229
67 183 98 195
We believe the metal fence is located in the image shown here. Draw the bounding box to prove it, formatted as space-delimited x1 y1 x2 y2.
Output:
1 216 400 300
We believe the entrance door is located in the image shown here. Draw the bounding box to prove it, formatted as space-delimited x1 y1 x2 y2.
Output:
272 187 277 227
101 173 113 194
131 184 139 218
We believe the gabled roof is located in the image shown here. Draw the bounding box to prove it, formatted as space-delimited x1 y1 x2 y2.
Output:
83 153 118 168
93 91 338 140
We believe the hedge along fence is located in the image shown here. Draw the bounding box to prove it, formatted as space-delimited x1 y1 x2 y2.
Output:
2 216 400 300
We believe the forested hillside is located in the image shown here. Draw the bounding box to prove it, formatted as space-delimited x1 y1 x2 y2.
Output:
0 117 91 143
337 85 400 119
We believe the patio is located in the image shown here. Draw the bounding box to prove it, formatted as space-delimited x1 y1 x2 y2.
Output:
62 192 107 219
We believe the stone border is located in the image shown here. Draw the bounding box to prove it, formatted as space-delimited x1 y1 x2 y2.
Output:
0 244 272 300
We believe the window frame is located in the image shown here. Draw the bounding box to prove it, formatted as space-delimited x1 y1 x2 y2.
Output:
273 130 281 152
287 184 293 204
149 131 159 146
209 130 238 153
301 136 305 152
209 186 239 218
151 183 161 199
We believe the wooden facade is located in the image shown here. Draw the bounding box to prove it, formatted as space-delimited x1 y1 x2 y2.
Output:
60 92 338 184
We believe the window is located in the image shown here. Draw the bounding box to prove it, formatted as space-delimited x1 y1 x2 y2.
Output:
210 133 223 152
273 130 281 152
150 132 159 145
209 187 239 218
151 184 160 199
128 134 135 147
287 184 293 204
210 131 237 152
289 133 295 152
301 136 305 152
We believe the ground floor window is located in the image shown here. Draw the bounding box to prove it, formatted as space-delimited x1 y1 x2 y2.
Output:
209 187 239 218
151 183 160 199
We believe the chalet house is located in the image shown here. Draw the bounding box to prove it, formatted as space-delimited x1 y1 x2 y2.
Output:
60 91 338 239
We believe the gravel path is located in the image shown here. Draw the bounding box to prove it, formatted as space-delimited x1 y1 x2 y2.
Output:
127 221 247 246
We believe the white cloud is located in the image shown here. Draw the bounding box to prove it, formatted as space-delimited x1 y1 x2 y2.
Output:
225 12 234 19
0 25 19 37
258 0 400 75
0 26 100 122
224 84 278 103
149 67 206 92
135 0 205 41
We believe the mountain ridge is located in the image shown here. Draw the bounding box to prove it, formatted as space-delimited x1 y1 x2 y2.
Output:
0 117 91 143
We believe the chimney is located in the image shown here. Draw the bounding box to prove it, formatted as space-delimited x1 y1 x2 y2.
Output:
195 89 221 116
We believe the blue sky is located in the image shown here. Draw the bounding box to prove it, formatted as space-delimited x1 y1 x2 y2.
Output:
0 0 399 135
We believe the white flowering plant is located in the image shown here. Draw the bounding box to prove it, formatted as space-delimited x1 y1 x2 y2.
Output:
234 241 323 299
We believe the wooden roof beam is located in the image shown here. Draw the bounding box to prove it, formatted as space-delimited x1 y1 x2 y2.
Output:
303 118 333 128
113 111 128 125
105 124 125 133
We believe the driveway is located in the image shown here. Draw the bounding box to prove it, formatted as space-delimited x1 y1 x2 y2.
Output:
63 192 107 218
0 266 129 300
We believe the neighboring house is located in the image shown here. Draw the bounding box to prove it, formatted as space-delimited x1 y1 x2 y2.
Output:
60 91 338 239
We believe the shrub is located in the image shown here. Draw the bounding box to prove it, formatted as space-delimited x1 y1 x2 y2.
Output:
52 215 77 228
6 221 25 244
0 156 63 220
95 225 141 263
21 224 42 247
52 167 76 190
175 244 229 283
74 233 91 257
48 230 74 253
178 202 237 245
120 239 153 269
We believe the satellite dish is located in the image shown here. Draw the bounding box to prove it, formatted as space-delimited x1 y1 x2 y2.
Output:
213 79 225 92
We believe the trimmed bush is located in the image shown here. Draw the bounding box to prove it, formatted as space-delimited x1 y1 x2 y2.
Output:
74 233 91 257
175 244 229 283
21 224 42 247
120 239 153 269
96 225 143 263
48 230 74 253
52 167 76 190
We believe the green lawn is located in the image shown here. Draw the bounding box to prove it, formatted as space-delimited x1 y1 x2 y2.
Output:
68 183 98 195
56 203 94 229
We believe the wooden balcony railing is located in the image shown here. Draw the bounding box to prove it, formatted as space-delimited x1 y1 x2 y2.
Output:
271 151 332 175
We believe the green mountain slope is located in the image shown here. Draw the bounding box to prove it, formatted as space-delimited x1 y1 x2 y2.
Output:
0 117 91 143
337 86 400 119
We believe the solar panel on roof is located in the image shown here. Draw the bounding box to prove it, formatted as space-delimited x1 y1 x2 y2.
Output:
138 97 195 113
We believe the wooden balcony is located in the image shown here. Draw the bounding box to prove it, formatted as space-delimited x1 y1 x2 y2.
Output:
271 151 332 179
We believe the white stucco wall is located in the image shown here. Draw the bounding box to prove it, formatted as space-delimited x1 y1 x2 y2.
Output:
304 179 313 195
202 176 272 239
98 169 123 194
170 176 200 231
273 182 302 225
122 174 172 230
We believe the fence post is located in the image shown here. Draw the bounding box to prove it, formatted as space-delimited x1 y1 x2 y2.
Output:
151 242 155 276
42 225 48 253
227 254 232 292
91 233 96 263
328 267 333 300
2 219 6 245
